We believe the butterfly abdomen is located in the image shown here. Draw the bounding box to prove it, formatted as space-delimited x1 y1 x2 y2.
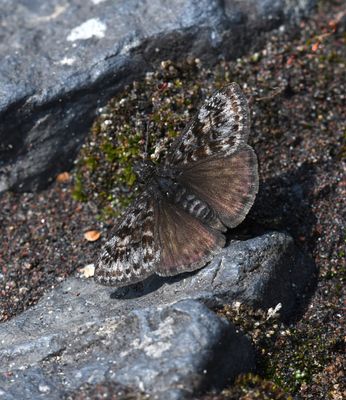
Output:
156 175 225 232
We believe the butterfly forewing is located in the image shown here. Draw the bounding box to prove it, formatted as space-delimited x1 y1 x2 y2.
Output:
164 83 250 167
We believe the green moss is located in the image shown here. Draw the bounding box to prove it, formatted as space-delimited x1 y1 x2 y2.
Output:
85 156 98 171
71 173 87 202
101 140 119 163
337 250 345 258
219 374 294 400
265 328 331 393
215 301 342 397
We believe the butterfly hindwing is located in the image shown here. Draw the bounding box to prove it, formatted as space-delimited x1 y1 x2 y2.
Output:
179 144 259 228
156 197 225 276
94 192 160 286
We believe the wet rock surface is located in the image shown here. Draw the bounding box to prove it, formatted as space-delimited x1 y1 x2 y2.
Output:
0 0 315 191
0 231 313 399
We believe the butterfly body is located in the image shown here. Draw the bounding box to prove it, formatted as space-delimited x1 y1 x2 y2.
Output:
95 83 259 287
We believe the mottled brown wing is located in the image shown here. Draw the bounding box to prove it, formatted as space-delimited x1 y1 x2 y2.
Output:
178 144 259 228
94 192 160 287
156 198 225 276
164 83 250 167
95 83 257 287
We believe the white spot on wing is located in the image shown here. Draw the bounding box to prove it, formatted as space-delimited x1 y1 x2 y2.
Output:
198 106 209 121
67 18 106 41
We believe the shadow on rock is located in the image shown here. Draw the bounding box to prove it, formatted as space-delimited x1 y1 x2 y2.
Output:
235 161 319 320
110 270 197 300
236 161 318 243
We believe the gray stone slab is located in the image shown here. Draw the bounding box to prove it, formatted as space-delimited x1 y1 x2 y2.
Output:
0 0 316 191
0 231 314 365
0 300 255 400
0 231 316 398
0 232 315 360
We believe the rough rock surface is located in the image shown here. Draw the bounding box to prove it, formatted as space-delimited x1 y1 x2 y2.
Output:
0 0 316 192
0 300 255 400
0 231 315 398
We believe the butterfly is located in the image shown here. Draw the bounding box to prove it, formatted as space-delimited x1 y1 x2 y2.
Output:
94 83 259 287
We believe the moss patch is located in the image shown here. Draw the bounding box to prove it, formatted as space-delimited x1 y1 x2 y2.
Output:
212 302 344 397
204 373 294 400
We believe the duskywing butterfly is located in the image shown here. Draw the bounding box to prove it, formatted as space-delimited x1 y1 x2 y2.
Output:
95 83 258 287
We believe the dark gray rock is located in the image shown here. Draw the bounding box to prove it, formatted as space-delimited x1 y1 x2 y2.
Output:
0 232 314 346
0 232 314 398
0 0 316 192
0 300 255 400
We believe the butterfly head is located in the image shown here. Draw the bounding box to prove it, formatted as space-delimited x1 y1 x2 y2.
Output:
133 159 155 184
